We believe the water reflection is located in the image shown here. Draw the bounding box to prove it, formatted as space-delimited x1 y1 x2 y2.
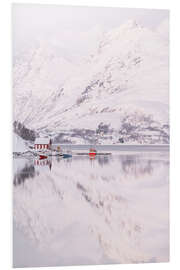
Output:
34 158 52 171
13 152 169 267
14 164 36 186
120 155 154 177
14 154 168 187
97 155 110 166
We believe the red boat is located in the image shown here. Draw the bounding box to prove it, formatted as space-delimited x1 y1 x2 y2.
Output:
39 155 48 160
89 148 97 157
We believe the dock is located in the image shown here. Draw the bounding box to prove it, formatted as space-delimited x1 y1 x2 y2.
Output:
75 152 111 155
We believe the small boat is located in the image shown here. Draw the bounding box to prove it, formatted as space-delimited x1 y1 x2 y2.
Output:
89 148 97 157
63 153 72 159
39 154 48 160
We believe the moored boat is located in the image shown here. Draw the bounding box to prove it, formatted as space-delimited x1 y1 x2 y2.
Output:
89 148 97 156
39 154 48 160
63 153 72 158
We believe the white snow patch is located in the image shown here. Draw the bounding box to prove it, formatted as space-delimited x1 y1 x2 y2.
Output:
13 133 28 152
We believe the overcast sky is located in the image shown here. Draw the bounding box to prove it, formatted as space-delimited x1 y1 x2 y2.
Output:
12 4 169 60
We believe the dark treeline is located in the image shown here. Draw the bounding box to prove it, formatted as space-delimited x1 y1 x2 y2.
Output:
13 121 38 142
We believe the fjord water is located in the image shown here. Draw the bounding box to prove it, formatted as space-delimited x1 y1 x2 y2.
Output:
13 149 169 267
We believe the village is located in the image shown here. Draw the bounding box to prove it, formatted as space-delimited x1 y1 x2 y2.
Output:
13 135 113 161
13 133 169 164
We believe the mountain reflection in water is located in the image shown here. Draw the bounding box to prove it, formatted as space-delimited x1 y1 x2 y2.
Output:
13 152 169 267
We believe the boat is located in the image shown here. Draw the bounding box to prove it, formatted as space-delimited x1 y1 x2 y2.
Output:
39 154 48 160
63 153 72 159
89 148 97 157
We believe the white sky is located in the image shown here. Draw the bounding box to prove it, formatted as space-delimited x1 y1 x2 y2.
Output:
12 4 169 60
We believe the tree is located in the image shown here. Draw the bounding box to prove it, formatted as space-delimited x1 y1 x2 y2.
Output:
13 121 37 141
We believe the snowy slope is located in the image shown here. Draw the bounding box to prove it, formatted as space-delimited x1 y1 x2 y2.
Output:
13 133 28 152
13 42 78 125
13 20 169 143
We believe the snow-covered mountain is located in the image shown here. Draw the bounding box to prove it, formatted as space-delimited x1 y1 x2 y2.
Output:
13 20 169 144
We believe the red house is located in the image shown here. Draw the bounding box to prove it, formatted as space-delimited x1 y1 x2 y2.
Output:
34 138 52 151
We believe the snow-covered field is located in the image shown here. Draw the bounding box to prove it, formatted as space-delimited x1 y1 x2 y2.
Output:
13 151 169 267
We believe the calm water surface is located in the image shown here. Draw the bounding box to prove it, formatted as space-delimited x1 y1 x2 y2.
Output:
13 149 169 267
